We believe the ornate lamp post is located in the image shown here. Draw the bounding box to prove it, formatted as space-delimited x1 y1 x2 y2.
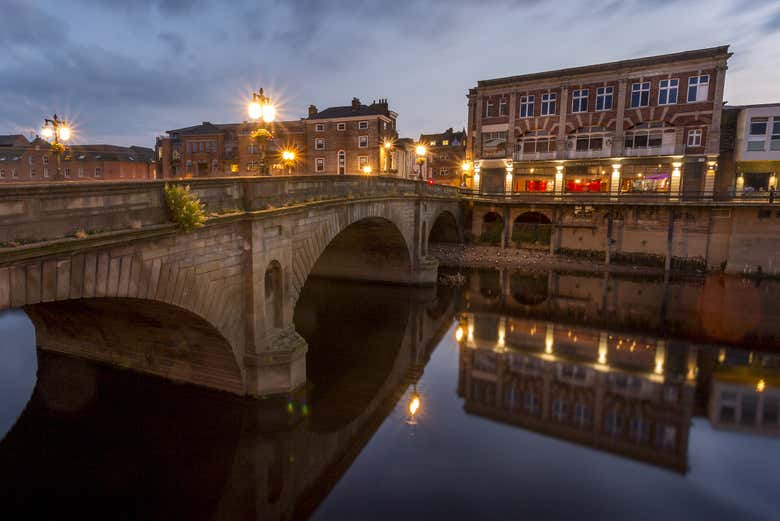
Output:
383 140 393 175
282 150 296 175
41 114 71 180
415 144 427 181
247 88 276 176
461 160 472 188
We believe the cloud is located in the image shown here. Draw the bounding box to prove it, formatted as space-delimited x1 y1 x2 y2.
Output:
157 31 186 55
0 0 68 47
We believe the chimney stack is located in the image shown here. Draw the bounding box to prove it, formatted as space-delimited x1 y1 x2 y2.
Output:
308 105 318 117
351 97 361 110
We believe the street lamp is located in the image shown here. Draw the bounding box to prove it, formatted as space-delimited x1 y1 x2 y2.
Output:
383 140 393 175
461 160 472 188
362 164 372 175
41 114 71 180
247 88 276 176
282 150 296 175
415 144 427 181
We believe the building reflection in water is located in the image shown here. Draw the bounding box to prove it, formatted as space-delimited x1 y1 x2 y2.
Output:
456 311 780 473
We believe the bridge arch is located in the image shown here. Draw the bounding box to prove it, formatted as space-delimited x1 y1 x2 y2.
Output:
428 210 460 246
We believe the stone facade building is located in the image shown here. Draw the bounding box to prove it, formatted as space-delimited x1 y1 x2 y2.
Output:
466 46 731 197
419 127 467 186
0 135 156 182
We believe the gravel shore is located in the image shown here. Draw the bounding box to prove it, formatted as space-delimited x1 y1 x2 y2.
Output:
430 244 668 275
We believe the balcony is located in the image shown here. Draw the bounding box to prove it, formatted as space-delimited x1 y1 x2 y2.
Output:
513 150 556 161
624 143 678 157
566 147 611 159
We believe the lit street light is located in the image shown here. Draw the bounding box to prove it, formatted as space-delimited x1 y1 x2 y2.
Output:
247 88 276 176
415 144 427 181
41 114 71 180
362 164 372 175
282 150 296 175
383 140 393 175
461 160 472 188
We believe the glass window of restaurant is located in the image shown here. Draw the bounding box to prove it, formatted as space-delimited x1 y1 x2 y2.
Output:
512 166 555 193
619 164 672 193
564 165 609 193
741 171 772 194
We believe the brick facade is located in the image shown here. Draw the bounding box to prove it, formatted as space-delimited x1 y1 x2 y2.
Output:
419 128 467 186
466 46 732 198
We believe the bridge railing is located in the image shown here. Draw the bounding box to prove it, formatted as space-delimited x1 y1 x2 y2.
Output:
0 176 458 247
458 188 771 205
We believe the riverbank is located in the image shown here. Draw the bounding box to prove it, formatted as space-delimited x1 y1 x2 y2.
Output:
430 244 679 276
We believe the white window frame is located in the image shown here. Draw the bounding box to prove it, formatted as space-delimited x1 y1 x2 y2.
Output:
595 86 613 111
43 167 49 178
358 155 368 168
315 158 325 172
499 97 508 116
687 75 709 103
358 135 368 148
315 138 325 150
30 167 36 177
485 99 494 117
541 93 557 116
78 167 84 178
0 169 4 178
315 123 325 132
630 82 650 108
687 128 703 147
749 117 768 136
658 79 679 105
337 122 346 131
519 95 534 118
11 168 17 178
95 167 102 177
358 120 368 130
64 167 71 177
571 89 589 113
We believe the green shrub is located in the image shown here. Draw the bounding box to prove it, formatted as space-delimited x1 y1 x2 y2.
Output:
164 184 206 231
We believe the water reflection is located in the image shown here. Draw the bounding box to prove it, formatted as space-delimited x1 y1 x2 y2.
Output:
0 269 778 520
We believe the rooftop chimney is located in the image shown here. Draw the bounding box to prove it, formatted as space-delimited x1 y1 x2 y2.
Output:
352 97 361 110
370 98 389 115
308 104 318 117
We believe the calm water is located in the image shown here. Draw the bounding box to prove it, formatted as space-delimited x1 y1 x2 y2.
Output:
0 270 779 520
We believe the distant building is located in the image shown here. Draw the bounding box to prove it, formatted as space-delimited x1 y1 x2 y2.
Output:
466 46 732 196
157 120 305 178
394 138 420 180
419 127 467 186
0 136 156 182
719 103 780 198
304 98 397 175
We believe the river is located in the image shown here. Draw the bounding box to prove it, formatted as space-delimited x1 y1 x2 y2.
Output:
0 269 778 520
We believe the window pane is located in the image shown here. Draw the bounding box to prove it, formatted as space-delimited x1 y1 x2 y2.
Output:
688 86 697 102
748 141 765 152
649 134 662 147
668 89 677 104
576 137 589 151
590 137 603 150
751 120 768 135
635 134 648 147
771 138 780 151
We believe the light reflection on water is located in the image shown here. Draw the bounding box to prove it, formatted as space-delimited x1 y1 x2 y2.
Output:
0 270 778 520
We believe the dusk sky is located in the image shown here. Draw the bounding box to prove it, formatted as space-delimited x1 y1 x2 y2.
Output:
2 0 780 148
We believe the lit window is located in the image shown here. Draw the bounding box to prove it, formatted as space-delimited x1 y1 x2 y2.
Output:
316 158 325 172
519 95 535 118
337 122 346 131
230 163 239 173
358 120 368 129
442 140 449 146
659 79 679 105
596 86 613 111
687 128 703 147
358 136 368 148
571 89 588 113
315 138 325 150
541 93 557 116
430 140 436 146
630 82 650 108
687 75 709 103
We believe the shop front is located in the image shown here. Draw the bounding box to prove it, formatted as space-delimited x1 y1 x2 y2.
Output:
563 165 609 193
619 163 672 194
511 166 556 193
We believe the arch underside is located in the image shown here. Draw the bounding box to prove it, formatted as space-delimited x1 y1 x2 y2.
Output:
25 298 244 394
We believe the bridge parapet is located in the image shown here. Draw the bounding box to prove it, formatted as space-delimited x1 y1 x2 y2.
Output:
0 176 458 246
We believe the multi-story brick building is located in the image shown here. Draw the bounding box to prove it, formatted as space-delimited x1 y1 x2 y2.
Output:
157 97 398 178
304 98 397 175
0 136 156 182
719 103 780 198
466 46 731 197
157 120 306 178
419 127 467 186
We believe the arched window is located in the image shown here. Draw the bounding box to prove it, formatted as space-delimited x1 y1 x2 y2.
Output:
338 150 346 175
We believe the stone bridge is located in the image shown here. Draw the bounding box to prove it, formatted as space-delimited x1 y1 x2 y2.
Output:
0 176 460 396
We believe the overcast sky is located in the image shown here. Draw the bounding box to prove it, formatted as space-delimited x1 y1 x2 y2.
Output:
2 0 779 148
